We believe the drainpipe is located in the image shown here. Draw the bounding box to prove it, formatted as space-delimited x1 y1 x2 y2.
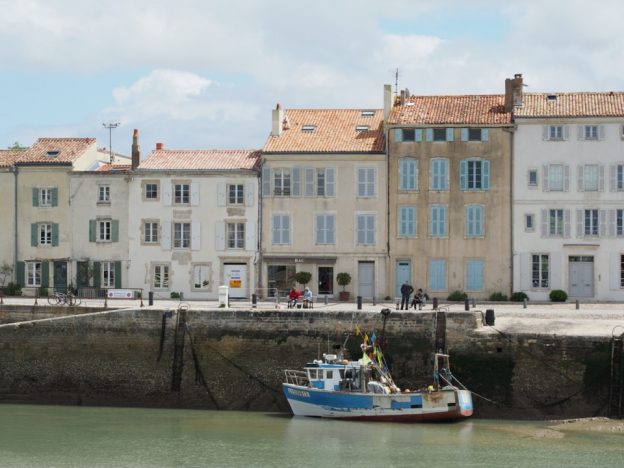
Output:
12 166 18 281
385 125 391 298
257 165 263 296
507 125 517 298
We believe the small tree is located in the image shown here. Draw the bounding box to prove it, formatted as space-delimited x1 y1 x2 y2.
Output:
294 271 312 287
549 289 568 302
336 272 351 291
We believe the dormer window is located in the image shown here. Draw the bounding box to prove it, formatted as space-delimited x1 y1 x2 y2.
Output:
301 125 316 133
355 125 370 132
46 150 60 158
546 94 557 101
361 110 375 117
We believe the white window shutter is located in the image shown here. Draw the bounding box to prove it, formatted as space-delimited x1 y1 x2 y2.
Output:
292 167 301 197
564 209 571 238
599 210 607 237
577 125 583 140
542 165 549 191
608 209 616 237
245 182 254 206
610 165 617 192
190 182 200 205
304 168 314 197
542 126 550 140
576 209 583 238
577 165 584 191
217 182 226 206
564 165 570 191
563 126 570 140
162 179 172 206
191 221 201 250
598 165 605 191
326 168 336 197
161 221 171 250
262 166 271 197
541 209 548 237
245 221 256 251
215 221 225 251
598 125 606 140
610 254 621 290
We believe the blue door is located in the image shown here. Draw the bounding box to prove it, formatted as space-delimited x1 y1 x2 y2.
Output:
395 260 411 297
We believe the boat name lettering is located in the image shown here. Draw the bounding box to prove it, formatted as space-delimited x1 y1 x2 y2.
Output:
288 388 310 398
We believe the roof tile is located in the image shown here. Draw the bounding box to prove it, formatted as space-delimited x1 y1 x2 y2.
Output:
16 138 96 164
515 92 624 118
138 149 261 171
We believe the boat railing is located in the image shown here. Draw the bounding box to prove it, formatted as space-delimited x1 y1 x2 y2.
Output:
284 369 309 387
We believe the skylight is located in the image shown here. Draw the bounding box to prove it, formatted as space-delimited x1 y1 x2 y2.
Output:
547 94 558 101
301 125 317 133
361 110 375 117
46 150 60 157
355 125 370 132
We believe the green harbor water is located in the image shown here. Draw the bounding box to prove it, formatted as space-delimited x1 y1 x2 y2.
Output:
0 404 623 467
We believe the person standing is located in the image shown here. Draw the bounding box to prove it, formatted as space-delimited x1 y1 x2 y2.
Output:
400 281 414 310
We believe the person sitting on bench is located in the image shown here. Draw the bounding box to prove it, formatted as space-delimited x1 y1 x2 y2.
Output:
302 287 313 308
411 288 425 310
288 287 301 308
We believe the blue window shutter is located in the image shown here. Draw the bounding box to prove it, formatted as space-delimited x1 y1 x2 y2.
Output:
466 260 483 291
459 160 468 190
465 206 471 236
441 206 447 236
16 261 25 287
476 206 483 235
292 167 301 197
41 261 49 288
89 220 96 242
31 223 38 246
425 128 433 142
482 128 489 142
460 128 469 141
415 129 422 142
114 261 122 288
446 128 454 142
51 188 58 207
394 129 402 142
483 160 490 190
32 188 39 207
52 223 59 246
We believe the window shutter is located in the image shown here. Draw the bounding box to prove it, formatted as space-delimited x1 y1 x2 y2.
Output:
541 209 548 237
551 251 562 289
326 168 336 197
51 188 58 207
292 167 301 197
576 209 583 238
598 165 605 191
459 160 467 190
608 209 616 237
217 182 226 206
564 209 571 238
31 223 37 246
261 166 271 197
272 215 280 244
599 210 607 237
425 128 433 142
245 221 256 251
519 253 530 290
191 221 201 250
598 125 606 140
32 188 39 207
415 129 423 142
304 167 314 197
394 128 402 142
327 215 335 244
482 160 490 190
446 128 454 141
563 126 570 140
610 254 621 290
482 128 489 142
93 262 101 289
542 165 549 191
283 215 291 244
89 220 96 242
577 125 584 140
542 126 550 140
464 206 470 236
52 223 59 246
114 261 122 288
564 165 570 191
41 261 49 289
162 180 172 206
460 128 468 141
245 182 254 206
16 261 25 287
190 182 200 205
577 165 584 191
111 220 119 242
610 165 616 192
215 221 225 251
161 221 171 250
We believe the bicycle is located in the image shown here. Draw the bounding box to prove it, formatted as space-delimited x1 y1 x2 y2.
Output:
47 291 82 306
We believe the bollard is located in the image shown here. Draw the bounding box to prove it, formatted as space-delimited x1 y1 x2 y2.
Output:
432 297 438 309
140 291 144 307
104 295 108 308
252 293 257 308
0 293 3 305
464 298 469 311
34 295 38 306
472 298 476 308
149 291 154 306
179 292 184 302
485 309 495 326
575 299 579 310
372 296 376 306
396 299 399 310
357 295 362 310
324 295 328 305
523 298 527 309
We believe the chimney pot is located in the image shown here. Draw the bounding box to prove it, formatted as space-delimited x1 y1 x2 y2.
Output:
131 128 141 170
156 142 164 150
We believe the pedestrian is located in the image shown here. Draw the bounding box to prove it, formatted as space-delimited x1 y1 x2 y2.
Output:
400 281 414 310
412 288 425 310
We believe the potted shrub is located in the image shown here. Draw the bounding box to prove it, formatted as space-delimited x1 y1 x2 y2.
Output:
549 289 568 302
294 271 312 288
336 272 351 301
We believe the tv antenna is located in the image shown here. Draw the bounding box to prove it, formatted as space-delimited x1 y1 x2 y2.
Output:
394 68 399 96
102 121 120 164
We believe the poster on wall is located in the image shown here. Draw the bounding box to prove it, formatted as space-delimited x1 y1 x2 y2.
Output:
229 268 242 288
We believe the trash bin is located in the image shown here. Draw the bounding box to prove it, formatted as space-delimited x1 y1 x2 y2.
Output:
218 285 229 308
485 309 495 326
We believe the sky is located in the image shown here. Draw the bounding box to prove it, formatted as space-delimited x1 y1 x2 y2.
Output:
1 0 624 155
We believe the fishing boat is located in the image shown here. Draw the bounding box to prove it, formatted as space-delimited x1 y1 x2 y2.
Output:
282 311 473 422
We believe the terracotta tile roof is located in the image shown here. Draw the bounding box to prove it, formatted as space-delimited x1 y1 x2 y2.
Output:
138 149 261 171
388 95 512 126
514 92 624 118
16 138 96 164
97 164 132 172
263 109 385 153
0 149 27 167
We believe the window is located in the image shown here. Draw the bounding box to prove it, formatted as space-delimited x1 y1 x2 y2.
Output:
173 222 191 249
549 125 564 140
584 209 599 236
468 129 482 141
153 264 169 289
174 183 190 204
144 222 159 244
39 223 52 245
399 206 416 237
460 159 490 190
582 164 599 191
584 125 598 140
549 209 564 236
274 169 291 196
429 205 447 237
98 220 112 242
616 164 624 191
399 159 417 191
399 129 415 141
317 169 325 196
98 185 110 203
26 262 41 287
466 259 484 291
193 265 210 290
272 214 291 245
532 254 549 288
528 169 538 187
617 209 623 236
433 128 447 141
144 182 158 200
465 205 484 237
621 255 624 288
548 164 565 191
227 222 245 249
430 158 448 191
428 259 446 291
101 261 115 288
356 214 375 245
525 214 534 232
228 184 244 205
40 188 52 206
315 214 336 244
357 168 375 197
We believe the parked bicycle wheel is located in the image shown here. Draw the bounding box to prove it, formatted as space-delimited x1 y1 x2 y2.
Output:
47 293 61 305
68 294 81 306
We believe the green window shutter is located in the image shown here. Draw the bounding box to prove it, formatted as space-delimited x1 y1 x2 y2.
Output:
32 188 39 207
41 261 49 289
111 220 119 242
31 223 38 246
89 220 96 242
16 261 25 287
51 188 58 207
114 261 122 288
93 262 101 288
52 223 59 246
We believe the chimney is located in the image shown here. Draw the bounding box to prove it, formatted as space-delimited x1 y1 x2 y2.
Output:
383 84 392 120
271 103 284 137
131 129 140 170
400 89 406 105
504 73 524 111
156 142 164 151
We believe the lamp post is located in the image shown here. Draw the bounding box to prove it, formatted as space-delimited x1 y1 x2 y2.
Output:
102 122 120 164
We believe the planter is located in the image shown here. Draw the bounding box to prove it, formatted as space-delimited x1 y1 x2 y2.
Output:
339 291 350 301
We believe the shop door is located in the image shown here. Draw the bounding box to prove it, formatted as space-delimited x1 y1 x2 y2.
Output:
318 267 334 296
395 260 411 297
53 261 67 292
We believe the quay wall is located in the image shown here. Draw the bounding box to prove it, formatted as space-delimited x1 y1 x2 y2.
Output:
0 307 613 419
